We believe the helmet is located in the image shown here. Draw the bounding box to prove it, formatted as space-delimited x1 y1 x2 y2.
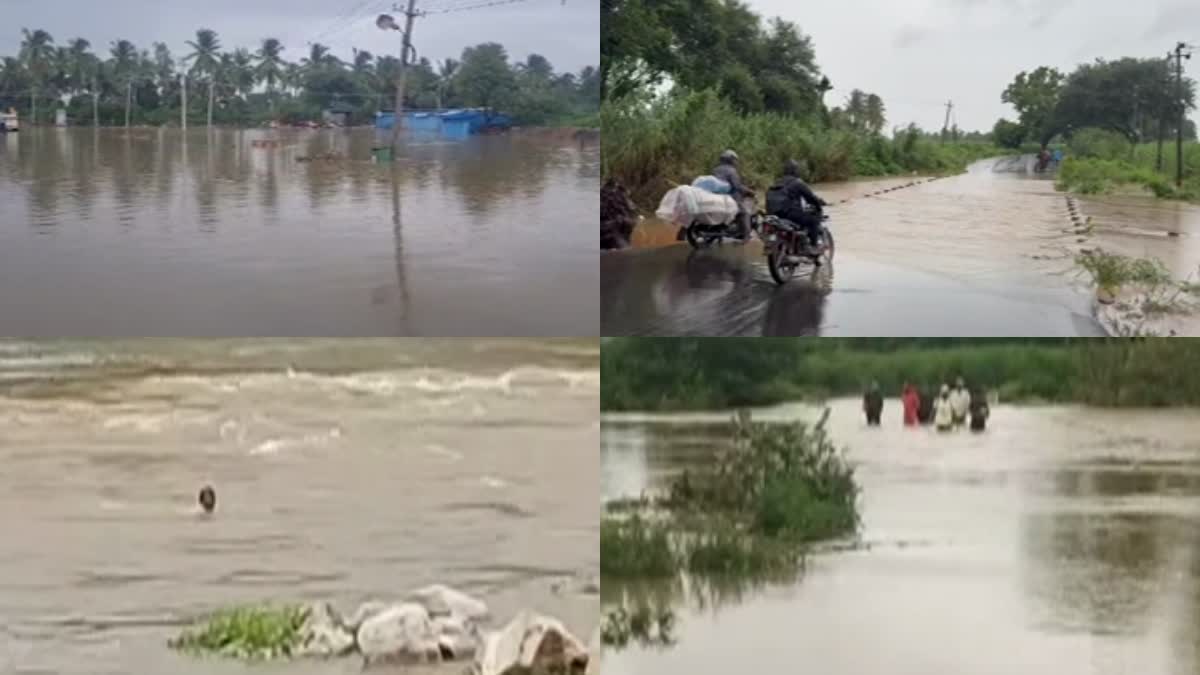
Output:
719 149 739 165
783 159 801 176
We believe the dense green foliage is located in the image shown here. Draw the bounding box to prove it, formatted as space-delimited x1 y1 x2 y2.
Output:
601 411 859 580
600 0 999 207
169 605 306 660
1053 130 1200 199
601 338 1200 410
0 28 599 127
603 91 1002 208
1000 60 1196 148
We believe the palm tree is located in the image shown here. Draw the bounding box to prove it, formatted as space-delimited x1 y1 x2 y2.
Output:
184 28 221 128
436 58 458 110
230 48 255 101
19 28 55 125
109 39 137 127
255 38 285 111
152 42 175 95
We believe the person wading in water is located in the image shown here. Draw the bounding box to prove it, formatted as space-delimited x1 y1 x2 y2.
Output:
863 381 884 426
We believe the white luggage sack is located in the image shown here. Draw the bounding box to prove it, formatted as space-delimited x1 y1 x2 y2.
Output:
655 185 738 227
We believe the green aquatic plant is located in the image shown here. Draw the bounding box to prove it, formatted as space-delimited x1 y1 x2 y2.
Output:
600 604 677 649
601 515 678 578
169 604 308 660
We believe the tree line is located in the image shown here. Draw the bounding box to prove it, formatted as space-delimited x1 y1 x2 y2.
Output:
0 28 599 128
993 59 1197 150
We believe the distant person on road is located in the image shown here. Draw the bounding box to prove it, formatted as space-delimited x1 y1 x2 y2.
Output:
1052 148 1064 166
766 159 829 250
969 388 990 432
712 149 754 240
950 377 971 427
934 384 955 432
902 383 921 426
863 381 883 426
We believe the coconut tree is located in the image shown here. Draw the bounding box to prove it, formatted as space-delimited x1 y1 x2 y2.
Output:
255 37 286 111
109 39 138 127
436 58 458 110
229 48 255 101
19 28 55 124
184 28 221 128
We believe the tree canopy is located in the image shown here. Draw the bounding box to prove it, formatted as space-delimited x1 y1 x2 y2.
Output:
0 27 599 127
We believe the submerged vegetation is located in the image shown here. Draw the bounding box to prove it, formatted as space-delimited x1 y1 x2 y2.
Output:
169 604 306 660
601 410 860 642
601 338 1200 410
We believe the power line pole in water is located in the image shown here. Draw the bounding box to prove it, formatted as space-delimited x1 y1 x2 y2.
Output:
378 1 422 155
1173 42 1193 188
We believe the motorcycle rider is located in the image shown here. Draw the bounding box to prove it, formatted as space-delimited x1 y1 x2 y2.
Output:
712 149 754 239
766 159 828 251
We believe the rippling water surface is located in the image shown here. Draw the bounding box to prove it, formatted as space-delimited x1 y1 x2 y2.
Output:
0 129 599 336
0 339 599 674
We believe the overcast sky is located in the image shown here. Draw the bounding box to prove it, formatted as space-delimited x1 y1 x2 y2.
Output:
0 0 597 75
748 0 1200 132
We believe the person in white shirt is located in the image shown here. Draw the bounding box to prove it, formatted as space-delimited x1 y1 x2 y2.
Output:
949 377 971 427
933 384 955 432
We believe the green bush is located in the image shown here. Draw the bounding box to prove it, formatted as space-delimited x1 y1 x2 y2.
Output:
601 90 1003 209
169 605 307 660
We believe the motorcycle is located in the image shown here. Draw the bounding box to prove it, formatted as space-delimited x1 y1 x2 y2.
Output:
682 192 756 249
758 210 834 284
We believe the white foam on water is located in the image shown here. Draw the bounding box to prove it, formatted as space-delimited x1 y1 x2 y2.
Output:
249 427 343 456
479 476 508 489
425 444 464 461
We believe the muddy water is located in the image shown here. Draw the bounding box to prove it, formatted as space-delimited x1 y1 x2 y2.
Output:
601 399 1200 675
602 160 1103 336
1074 194 1200 281
0 339 599 675
0 128 599 336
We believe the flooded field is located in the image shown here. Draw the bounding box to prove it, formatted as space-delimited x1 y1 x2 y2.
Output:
601 398 1200 675
0 128 599 336
0 339 599 675
600 159 1189 336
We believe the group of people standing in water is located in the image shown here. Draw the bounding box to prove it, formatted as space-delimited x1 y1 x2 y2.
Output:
862 377 989 431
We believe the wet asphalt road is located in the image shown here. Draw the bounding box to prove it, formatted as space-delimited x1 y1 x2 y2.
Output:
602 161 1108 336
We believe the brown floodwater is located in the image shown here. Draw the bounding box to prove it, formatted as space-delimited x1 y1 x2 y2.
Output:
0 339 599 675
601 398 1200 675
0 128 599 336
600 159 1149 336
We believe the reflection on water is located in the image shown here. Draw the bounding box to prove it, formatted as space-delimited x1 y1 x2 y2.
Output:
0 128 599 336
0 339 599 675
601 400 1200 675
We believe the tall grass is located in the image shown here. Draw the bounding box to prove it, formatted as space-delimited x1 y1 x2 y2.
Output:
1058 128 1200 200
601 90 1003 209
601 338 1200 411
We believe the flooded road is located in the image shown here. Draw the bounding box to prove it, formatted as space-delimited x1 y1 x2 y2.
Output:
601 160 1118 336
0 339 599 675
601 399 1200 675
0 128 598 336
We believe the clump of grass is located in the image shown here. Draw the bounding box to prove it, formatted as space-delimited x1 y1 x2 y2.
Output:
600 515 678 578
684 524 801 576
1075 249 1173 295
169 605 307 660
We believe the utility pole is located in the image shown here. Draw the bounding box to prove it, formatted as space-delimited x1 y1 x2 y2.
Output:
1173 42 1193 188
180 72 188 131
941 100 953 143
1157 51 1170 172
389 0 421 153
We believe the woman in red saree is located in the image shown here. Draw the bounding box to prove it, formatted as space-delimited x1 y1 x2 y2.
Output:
902 383 920 426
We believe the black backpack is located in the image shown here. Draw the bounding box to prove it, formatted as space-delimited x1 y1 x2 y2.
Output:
765 179 793 216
